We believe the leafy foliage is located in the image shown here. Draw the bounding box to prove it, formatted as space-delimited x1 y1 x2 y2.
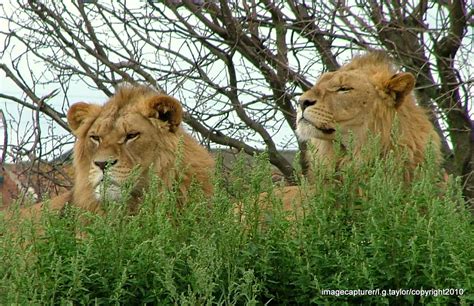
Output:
1 145 473 304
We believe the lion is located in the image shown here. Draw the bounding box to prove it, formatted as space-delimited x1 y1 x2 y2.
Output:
296 51 441 175
258 51 442 217
12 85 215 220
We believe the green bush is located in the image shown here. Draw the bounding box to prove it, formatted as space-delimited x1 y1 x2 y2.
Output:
1 145 473 305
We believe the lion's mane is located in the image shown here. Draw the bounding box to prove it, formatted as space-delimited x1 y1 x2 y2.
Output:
297 51 441 179
68 84 215 212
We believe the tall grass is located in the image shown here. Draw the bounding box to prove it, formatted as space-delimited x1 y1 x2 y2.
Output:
1 141 473 304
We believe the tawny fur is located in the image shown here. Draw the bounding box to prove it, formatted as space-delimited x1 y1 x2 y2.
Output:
297 51 441 179
14 85 215 218
268 51 442 215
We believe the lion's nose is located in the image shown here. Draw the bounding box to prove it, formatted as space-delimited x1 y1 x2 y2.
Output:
94 159 118 171
300 99 316 111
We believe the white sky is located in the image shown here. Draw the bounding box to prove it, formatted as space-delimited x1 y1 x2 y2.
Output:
0 1 472 163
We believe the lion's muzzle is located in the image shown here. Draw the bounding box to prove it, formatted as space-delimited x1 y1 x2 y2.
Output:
94 159 118 171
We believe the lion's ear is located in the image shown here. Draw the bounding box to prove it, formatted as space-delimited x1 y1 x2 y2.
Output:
145 95 183 132
67 102 101 132
385 72 415 108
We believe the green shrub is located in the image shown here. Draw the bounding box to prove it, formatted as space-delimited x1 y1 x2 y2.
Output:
1 143 472 304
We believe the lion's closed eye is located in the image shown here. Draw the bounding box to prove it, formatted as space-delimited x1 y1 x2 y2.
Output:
337 86 353 93
90 135 100 144
125 132 140 142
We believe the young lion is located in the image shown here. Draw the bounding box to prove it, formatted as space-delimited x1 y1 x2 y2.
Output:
15 85 215 218
297 51 441 176
260 51 442 215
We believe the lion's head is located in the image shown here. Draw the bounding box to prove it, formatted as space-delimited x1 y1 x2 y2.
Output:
296 51 441 178
68 85 215 212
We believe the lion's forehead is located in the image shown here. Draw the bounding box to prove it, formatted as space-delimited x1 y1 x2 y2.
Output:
90 112 146 136
318 71 369 88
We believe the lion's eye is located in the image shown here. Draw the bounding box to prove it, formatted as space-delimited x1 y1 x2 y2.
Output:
337 86 353 93
125 132 140 142
90 135 100 143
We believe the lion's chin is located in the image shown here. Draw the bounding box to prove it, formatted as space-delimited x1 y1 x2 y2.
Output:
296 118 336 141
94 183 123 202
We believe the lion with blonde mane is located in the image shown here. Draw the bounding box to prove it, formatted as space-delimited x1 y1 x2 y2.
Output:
16 85 215 218
297 51 441 175
261 51 441 214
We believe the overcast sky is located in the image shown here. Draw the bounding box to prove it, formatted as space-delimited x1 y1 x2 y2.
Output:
1 1 472 164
